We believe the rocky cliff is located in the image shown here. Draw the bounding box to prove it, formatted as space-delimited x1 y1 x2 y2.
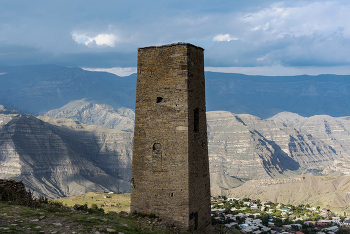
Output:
0 114 133 198
207 111 341 191
2 107 350 199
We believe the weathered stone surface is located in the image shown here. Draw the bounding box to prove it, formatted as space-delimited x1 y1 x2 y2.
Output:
131 43 211 233
73 204 87 211
0 179 32 203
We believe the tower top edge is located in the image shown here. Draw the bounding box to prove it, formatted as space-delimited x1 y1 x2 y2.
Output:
138 42 204 51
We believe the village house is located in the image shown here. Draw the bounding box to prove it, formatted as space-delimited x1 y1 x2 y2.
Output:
252 213 261 218
227 197 239 201
225 214 235 221
265 202 273 207
261 226 271 232
282 224 292 231
343 220 350 226
211 208 225 214
306 207 317 211
323 226 339 232
225 222 237 229
281 207 290 212
271 226 283 233
210 196 346 234
293 224 302 229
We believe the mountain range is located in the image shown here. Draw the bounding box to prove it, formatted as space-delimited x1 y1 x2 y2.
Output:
44 99 134 132
2 100 350 202
1 65 350 118
0 64 350 209
0 109 132 198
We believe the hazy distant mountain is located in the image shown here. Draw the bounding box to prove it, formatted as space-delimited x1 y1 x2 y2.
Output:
0 104 25 115
205 72 350 118
0 65 136 115
44 99 135 132
1 65 350 118
2 64 350 200
0 114 133 198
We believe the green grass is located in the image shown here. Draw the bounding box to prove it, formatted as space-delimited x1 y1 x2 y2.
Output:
0 198 191 234
52 192 131 214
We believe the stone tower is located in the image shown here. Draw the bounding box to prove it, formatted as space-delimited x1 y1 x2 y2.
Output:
130 42 211 233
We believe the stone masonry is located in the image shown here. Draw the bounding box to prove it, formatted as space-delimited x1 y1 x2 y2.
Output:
130 42 211 233
0 179 32 203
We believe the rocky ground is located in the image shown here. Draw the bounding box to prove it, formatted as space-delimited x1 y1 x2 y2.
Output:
0 201 188 234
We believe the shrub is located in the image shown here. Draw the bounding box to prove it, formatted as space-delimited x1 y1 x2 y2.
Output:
88 203 104 214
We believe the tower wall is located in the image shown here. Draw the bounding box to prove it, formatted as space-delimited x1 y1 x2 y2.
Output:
130 43 211 233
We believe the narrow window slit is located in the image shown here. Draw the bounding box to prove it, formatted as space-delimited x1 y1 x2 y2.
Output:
194 108 199 133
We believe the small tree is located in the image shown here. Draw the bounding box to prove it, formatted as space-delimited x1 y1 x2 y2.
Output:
224 202 232 213
313 214 321 221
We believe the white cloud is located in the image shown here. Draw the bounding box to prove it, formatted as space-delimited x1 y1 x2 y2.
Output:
81 67 137 77
93 34 117 47
72 33 118 47
257 54 268 61
213 34 238 42
205 65 350 76
241 2 350 41
82 65 350 77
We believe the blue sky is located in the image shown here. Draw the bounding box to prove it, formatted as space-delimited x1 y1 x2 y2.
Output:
1 0 350 76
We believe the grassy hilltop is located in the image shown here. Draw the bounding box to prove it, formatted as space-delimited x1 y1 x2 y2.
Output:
0 192 190 233
53 192 131 214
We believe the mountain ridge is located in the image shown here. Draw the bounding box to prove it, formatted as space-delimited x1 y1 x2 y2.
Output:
44 99 134 132
223 174 350 213
2 105 350 205
0 114 133 198
1 65 350 118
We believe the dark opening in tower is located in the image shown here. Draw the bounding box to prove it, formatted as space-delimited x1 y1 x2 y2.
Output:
156 97 163 104
194 108 199 133
194 212 199 230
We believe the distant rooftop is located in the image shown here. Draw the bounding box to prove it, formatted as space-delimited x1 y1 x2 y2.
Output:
138 42 204 51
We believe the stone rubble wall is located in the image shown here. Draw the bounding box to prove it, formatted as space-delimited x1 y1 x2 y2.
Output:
0 179 29 199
